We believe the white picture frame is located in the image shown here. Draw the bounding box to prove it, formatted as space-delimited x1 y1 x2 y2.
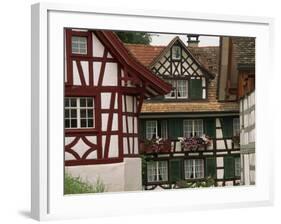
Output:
31 2 274 221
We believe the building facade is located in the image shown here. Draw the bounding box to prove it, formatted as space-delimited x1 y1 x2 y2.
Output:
219 36 255 185
64 29 171 192
125 36 242 190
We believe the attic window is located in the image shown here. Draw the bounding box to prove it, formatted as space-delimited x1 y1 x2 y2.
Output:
172 46 181 60
72 36 87 55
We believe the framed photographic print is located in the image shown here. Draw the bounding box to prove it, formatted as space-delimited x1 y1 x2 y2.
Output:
31 2 274 221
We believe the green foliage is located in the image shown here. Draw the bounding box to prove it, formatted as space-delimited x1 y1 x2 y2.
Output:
64 173 105 194
175 176 215 189
115 32 152 44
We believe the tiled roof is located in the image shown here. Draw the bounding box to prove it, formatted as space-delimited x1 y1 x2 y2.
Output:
124 43 220 74
124 44 165 67
232 37 255 67
141 101 239 113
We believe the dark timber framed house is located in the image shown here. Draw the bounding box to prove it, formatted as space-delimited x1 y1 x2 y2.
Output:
125 36 241 190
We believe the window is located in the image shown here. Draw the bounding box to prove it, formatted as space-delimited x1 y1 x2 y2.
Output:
171 46 181 60
147 161 168 182
65 97 94 128
165 80 188 99
146 120 157 140
183 119 204 138
72 36 87 54
184 159 204 179
233 118 240 136
234 157 241 177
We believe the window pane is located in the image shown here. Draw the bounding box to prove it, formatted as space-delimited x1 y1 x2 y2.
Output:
65 119 70 128
71 119 77 128
87 98 93 107
233 118 240 136
65 109 69 118
80 98 86 107
158 161 168 181
71 36 87 54
183 120 193 138
193 119 203 137
70 109 77 118
70 98 76 107
80 109 86 118
87 109 93 118
88 119 93 128
195 159 204 178
147 162 157 182
64 98 69 107
235 157 241 177
184 160 193 179
172 46 181 60
146 120 157 139
81 119 87 128
177 80 188 98
165 80 177 98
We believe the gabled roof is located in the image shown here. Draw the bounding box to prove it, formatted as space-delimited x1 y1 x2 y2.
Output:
93 31 172 97
125 37 218 79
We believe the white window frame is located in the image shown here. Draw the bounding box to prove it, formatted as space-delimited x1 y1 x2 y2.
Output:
183 119 204 138
184 159 204 179
146 120 158 140
147 161 168 183
71 36 87 54
165 79 188 99
64 97 94 129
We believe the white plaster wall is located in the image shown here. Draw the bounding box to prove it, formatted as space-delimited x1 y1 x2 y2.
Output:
81 61 89 85
72 138 90 157
123 138 128 154
124 158 142 191
72 61 81 85
108 135 119 158
92 33 105 57
101 113 109 131
216 157 224 167
217 169 224 179
65 162 125 192
134 137 139 153
216 140 226 149
93 62 101 86
101 93 111 109
86 150 97 159
216 118 221 128
65 137 75 145
243 154 250 185
216 129 223 138
103 62 118 86
65 152 76 161
226 139 232 149
112 113 118 131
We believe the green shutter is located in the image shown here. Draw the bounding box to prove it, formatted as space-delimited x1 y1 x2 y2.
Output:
190 79 202 99
169 159 182 182
204 118 216 138
139 119 146 140
205 157 216 178
224 156 234 179
168 119 183 139
222 117 233 138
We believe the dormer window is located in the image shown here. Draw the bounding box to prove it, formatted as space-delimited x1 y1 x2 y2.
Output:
171 46 181 60
71 36 87 55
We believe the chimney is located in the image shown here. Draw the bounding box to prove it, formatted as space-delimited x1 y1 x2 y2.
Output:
187 35 199 47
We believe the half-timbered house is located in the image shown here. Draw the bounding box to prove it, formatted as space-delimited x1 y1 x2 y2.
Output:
64 29 171 192
125 36 242 189
219 37 255 185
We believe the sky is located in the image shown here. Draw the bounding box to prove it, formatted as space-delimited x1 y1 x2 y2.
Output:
150 33 220 47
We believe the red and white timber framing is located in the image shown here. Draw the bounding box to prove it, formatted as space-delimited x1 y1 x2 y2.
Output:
64 28 171 166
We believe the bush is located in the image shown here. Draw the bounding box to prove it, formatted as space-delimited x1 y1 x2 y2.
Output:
175 177 215 189
64 173 105 194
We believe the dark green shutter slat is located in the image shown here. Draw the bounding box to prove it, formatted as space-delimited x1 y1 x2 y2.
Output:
190 79 202 99
169 159 182 182
222 117 233 138
205 157 216 178
139 119 146 140
204 118 216 138
168 119 183 139
224 156 234 179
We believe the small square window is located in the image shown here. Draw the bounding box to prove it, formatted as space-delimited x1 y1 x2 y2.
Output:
71 36 87 55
